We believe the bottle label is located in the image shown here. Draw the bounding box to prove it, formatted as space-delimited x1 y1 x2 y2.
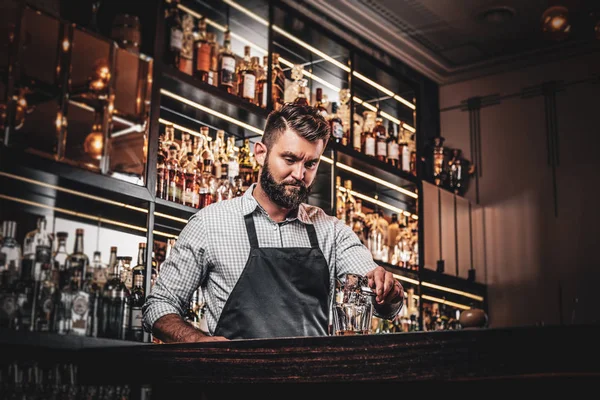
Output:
228 161 239 179
71 292 90 336
242 74 256 99
353 128 361 150
170 28 183 51
332 121 344 140
365 137 375 156
377 141 387 157
196 42 211 73
0 294 16 318
402 146 411 172
220 56 236 86
130 307 143 329
388 142 399 160
35 245 52 265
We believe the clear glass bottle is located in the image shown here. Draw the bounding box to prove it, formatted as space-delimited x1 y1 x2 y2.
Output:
100 256 131 340
52 231 69 290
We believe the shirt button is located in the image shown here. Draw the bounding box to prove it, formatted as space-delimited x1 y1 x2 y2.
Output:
273 225 278 230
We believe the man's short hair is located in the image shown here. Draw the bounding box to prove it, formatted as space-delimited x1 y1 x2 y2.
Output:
261 103 331 149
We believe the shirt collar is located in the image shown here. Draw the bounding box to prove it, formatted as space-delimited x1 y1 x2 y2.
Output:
242 183 312 225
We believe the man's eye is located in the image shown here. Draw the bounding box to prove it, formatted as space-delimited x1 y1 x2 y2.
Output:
284 158 295 164
305 161 317 169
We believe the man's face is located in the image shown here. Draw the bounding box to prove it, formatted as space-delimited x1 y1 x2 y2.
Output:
257 129 325 209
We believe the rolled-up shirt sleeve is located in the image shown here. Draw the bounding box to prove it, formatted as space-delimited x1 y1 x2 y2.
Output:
142 213 206 333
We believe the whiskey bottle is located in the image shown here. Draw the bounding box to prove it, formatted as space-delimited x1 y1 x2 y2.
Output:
127 272 145 342
238 139 254 190
193 16 210 82
237 46 256 103
131 243 146 289
178 13 194 75
165 144 183 204
373 117 387 163
66 229 89 286
386 121 400 168
314 88 328 118
293 79 309 106
218 27 236 93
182 152 200 208
432 136 446 186
399 125 411 173
207 32 219 86
271 53 285 110
164 0 183 68
363 126 376 158
90 250 108 293
255 56 268 108
120 256 133 292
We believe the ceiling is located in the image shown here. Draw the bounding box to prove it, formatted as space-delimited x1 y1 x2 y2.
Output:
298 0 600 84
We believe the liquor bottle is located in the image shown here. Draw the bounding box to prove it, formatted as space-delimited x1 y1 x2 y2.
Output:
156 133 167 199
314 88 328 118
193 17 210 82
164 0 183 68
127 272 145 342
218 27 236 93
66 229 89 285
120 256 133 292
335 176 346 223
373 117 388 163
178 12 194 75
238 139 254 190
100 256 131 340
387 213 400 250
386 121 400 168
33 255 58 332
0 260 19 329
293 79 309 106
363 125 376 158
343 180 356 225
207 32 218 86
432 136 446 186
399 125 411 173
329 102 346 146
227 136 240 181
0 221 21 276
447 148 464 195
352 116 362 153
81 257 102 337
237 46 256 103
255 55 268 108
150 251 159 289
52 232 69 290
89 250 108 289
165 144 183 204
131 243 146 288
182 152 200 208
271 53 285 110
14 254 35 331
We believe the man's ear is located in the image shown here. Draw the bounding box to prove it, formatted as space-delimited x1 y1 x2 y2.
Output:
254 141 267 167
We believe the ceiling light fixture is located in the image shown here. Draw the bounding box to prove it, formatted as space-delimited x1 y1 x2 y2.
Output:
541 5 571 41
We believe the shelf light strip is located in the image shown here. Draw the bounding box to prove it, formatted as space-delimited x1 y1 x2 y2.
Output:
0 172 189 224
421 294 471 311
0 193 178 239
158 118 204 138
421 281 484 302
160 89 264 135
392 273 419 286
220 0 416 111
338 186 417 220
319 156 417 202
177 4 416 133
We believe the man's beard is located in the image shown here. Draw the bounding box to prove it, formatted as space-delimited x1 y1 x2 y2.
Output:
260 159 312 209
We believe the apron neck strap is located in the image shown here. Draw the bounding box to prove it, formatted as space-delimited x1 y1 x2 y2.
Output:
244 214 260 248
305 223 319 249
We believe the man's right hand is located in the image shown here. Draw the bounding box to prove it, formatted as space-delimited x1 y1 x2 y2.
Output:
152 314 230 343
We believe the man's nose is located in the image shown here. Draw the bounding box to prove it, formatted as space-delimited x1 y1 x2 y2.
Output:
291 163 305 181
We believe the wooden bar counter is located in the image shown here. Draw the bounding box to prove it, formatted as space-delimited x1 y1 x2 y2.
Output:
3 323 600 396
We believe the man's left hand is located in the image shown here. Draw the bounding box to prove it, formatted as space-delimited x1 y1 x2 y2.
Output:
366 266 404 305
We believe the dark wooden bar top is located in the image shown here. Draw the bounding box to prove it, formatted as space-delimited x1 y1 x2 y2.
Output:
4 324 599 392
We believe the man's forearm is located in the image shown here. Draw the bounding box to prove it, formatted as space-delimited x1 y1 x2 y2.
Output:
152 313 209 343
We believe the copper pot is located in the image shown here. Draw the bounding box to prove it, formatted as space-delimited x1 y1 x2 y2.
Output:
459 308 488 329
